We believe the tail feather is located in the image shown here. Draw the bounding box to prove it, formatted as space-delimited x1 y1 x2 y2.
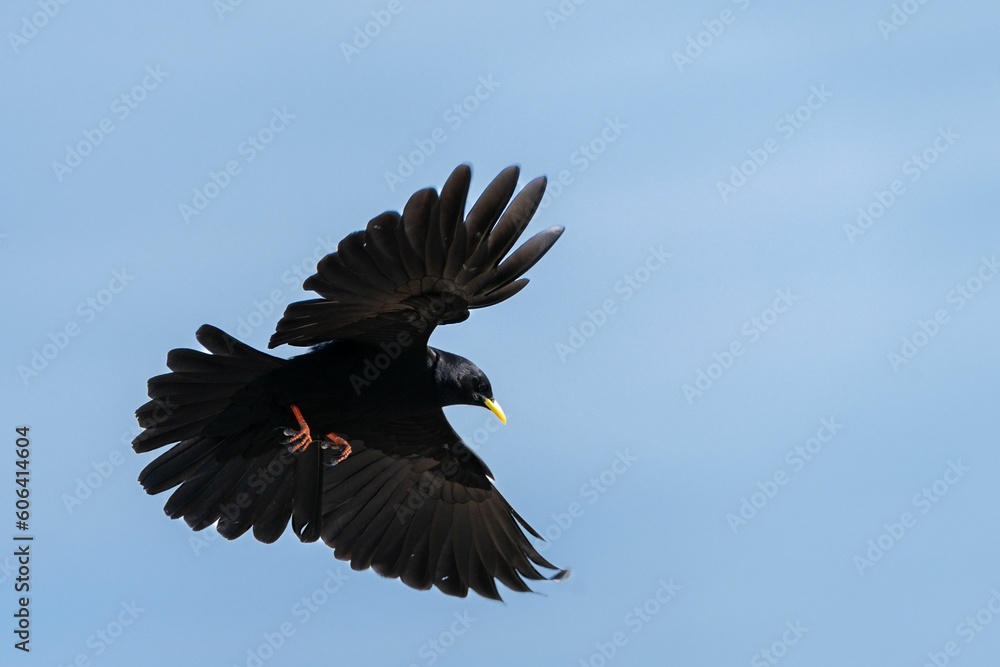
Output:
133 325 322 544
221 451 296 542
291 444 323 541
137 436 219 494
146 382 234 402
248 474 295 542
163 456 253 526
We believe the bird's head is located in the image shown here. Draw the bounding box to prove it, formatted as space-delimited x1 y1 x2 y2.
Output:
431 349 506 424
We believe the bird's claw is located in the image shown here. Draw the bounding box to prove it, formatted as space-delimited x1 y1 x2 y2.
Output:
282 404 314 453
322 443 352 466
282 404 352 462
320 434 352 465
283 431 313 454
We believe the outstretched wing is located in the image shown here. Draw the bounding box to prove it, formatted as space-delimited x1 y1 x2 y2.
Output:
269 164 563 348
320 410 568 599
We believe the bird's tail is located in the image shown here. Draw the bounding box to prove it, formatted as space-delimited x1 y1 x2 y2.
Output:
133 324 324 543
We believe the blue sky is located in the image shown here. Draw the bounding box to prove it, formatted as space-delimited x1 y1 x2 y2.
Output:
4 1 1000 665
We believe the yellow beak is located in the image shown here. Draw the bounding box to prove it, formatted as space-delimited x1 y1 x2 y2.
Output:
484 398 507 425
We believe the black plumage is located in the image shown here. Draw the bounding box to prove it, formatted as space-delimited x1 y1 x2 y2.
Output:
133 164 568 599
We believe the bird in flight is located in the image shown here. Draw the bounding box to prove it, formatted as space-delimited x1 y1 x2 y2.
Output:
133 164 568 599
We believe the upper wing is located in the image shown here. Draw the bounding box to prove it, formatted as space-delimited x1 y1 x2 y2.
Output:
268 164 563 348
319 410 568 599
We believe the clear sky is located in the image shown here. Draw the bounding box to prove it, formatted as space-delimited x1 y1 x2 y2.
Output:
4 2 1000 665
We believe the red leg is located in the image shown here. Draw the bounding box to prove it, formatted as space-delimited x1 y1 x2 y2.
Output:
322 433 352 465
281 405 352 464
281 404 314 453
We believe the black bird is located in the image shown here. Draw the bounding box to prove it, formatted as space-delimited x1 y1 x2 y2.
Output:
133 164 568 599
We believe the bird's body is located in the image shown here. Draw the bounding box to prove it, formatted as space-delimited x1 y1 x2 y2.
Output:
133 164 567 599
255 343 441 427
208 343 483 442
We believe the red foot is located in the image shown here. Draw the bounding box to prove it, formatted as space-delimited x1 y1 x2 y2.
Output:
322 434 352 465
282 405 352 464
281 404 314 453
